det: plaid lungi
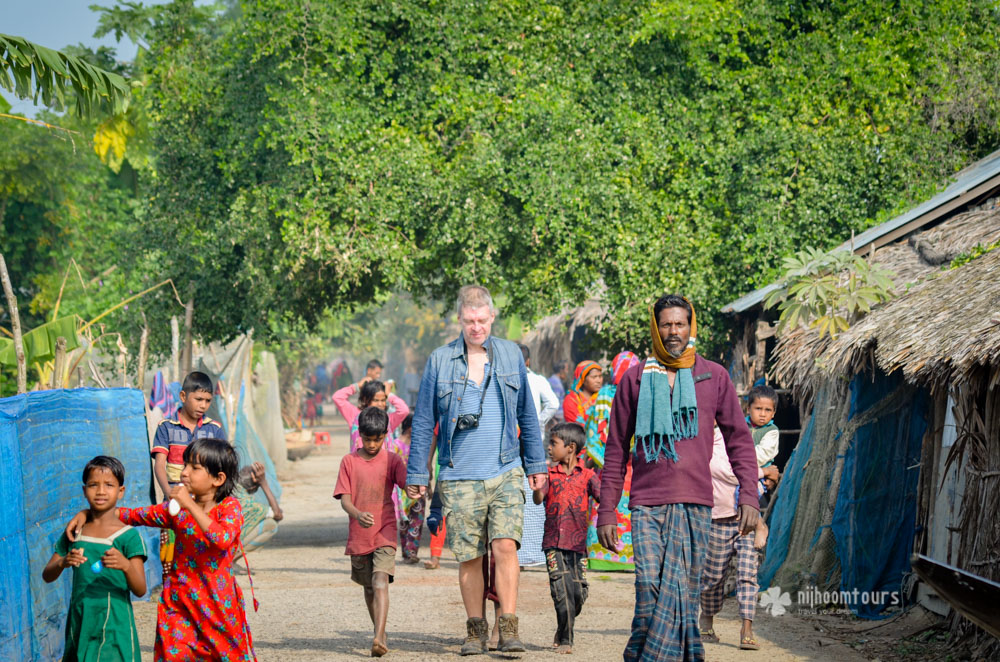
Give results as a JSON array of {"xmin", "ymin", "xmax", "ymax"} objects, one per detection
[
  {"xmin": 625, "ymin": 503, "xmax": 711, "ymax": 662},
  {"xmin": 518, "ymin": 475, "xmax": 546, "ymax": 566},
  {"xmin": 699, "ymin": 516, "xmax": 758, "ymax": 621}
]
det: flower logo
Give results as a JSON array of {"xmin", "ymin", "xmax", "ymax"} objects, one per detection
[{"xmin": 759, "ymin": 586, "xmax": 792, "ymax": 616}]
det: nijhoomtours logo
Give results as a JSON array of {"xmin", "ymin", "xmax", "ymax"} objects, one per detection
[{"xmin": 761, "ymin": 586, "xmax": 901, "ymax": 615}]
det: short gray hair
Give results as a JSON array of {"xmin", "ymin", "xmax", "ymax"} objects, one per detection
[{"xmin": 455, "ymin": 284, "xmax": 495, "ymax": 317}]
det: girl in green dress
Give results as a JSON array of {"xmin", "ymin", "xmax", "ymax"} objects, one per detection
[{"xmin": 43, "ymin": 456, "xmax": 148, "ymax": 662}]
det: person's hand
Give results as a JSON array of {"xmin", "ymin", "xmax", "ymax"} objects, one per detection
[
  {"xmin": 527, "ymin": 473, "xmax": 547, "ymax": 491},
  {"xmin": 762, "ymin": 466, "xmax": 779, "ymax": 482},
  {"xmin": 358, "ymin": 377, "xmax": 371, "ymax": 388},
  {"xmin": 61, "ymin": 548, "xmax": 86, "ymax": 569},
  {"xmin": 406, "ymin": 484, "xmax": 427, "ymax": 499},
  {"xmin": 356, "ymin": 511, "xmax": 375, "ymax": 528},
  {"xmin": 738, "ymin": 504, "xmax": 759, "ymax": 535},
  {"xmin": 272, "ymin": 507, "xmax": 284, "ymax": 522},
  {"xmin": 598, "ymin": 524, "xmax": 620, "ymax": 551},
  {"xmin": 250, "ymin": 462, "xmax": 266, "ymax": 484},
  {"xmin": 65, "ymin": 510, "xmax": 89, "ymax": 541},
  {"xmin": 101, "ymin": 546, "xmax": 129, "ymax": 571},
  {"xmin": 169, "ymin": 484, "xmax": 196, "ymax": 512}
]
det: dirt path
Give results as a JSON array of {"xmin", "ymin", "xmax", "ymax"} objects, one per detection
[{"xmin": 133, "ymin": 418, "xmax": 870, "ymax": 661}]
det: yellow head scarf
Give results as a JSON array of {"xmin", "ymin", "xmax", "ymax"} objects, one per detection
[{"xmin": 649, "ymin": 297, "xmax": 697, "ymax": 369}]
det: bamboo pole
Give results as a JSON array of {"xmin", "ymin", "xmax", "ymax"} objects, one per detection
[
  {"xmin": 171, "ymin": 316, "xmax": 180, "ymax": 383},
  {"xmin": 51, "ymin": 337, "xmax": 68, "ymax": 389},
  {"xmin": 0, "ymin": 253, "xmax": 26, "ymax": 394},
  {"xmin": 118, "ymin": 349, "xmax": 127, "ymax": 387},
  {"xmin": 137, "ymin": 324, "xmax": 149, "ymax": 393},
  {"xmin": 182, "ymin": 296, "xmax": 194, "ymax": 376}
]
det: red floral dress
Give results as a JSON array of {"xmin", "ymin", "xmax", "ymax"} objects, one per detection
[{"xmin": 119, "ymin": 497, "xmax": 256, "ymax": 661}]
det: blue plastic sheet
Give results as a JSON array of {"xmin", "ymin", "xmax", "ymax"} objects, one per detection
[
  {"xmin": 0, "ymin": 388, "xmax": 162, "ymax": 662},
  {"xmin": 831, "ymin": 372, "xmax": 927, "ymax": 618},
  {"xmin": 758, "ymin": 405, "xmax": 818, "ymax": 589}
]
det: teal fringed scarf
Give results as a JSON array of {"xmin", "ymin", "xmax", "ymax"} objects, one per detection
[{"xmin": 635, "ymin": 358, "xmax": 699, "ymax": 462}]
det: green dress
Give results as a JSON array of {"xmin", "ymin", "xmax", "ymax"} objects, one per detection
[{"xmin": 54, "ymin": 526, "xmax": 147, "ymax": 662}]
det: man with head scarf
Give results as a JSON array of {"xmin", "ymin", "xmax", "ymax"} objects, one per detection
[{"xmin": 597, "ymin": 294, "xmax": 759, "ymax": 662}]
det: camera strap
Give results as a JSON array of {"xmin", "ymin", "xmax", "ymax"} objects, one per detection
[{"xmin": 460, "ymin": 341, "xmax": 494, "ymax": 417}]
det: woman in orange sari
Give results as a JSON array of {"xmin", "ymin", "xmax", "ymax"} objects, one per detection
[{"xmin": 562, "ymin": 360, "xmax": 603, "ymax": 427}]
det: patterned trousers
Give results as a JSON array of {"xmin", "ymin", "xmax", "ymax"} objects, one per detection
[
  {"xmin": 400, "ymin": 496, "xmax": 425, "ymax": 559},
  {"xmin": 546, "ymin": 549, "xmax": 589, "ymax": 646},
  {"xmin": 625, "ymin": 504, "xmax": 711, "ymax": 662},
  {"xmin": 700, "ymin": 517, "xmax": 758, "ymax": 621}
]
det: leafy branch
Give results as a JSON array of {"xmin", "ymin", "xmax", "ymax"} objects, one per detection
[
  {"xmin": 763, "ymin": 247, "xmax": 896, "ymax": 339},
  {"xmin": 0, "ymin": 34, "xmax": 130, "ymax": 117}
]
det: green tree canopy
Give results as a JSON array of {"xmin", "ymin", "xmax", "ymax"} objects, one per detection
[{"xmin": 56, "ymin": 0, "xmax": 1000, "ymax": 356}]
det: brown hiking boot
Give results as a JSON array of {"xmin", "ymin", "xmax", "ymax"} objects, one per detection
[
  {"xmin": 460, "ymin": 617, "xmax": 488, "ymax": 656},
  {"xmin": 498, "ymin": 613, "xmax": 526, "ymax": 653}
]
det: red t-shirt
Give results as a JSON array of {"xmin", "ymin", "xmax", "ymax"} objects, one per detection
[
  {"xmin": 334, "ymin": 450, "xmax": 407, "ymax": 556},
  {"xmin": 542, "ymin": 463, "xmax": 601, "ymax": 553}
]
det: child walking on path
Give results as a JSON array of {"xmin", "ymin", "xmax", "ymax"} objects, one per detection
[
  {"xmin": 700, "ymin": 425, "xmax": 779, "ymax": 651},
  {"xmin": 44, "ymin": 456, "xmax": 148, "ymax": 662},
  {"xmin": 745, "ymin": 384, "xmax": 781, "ymax": 549},
  {"xmin": 334, "ymin": 406, "xmax": 408, "ymax": 657},
  {"xmin": 532, "ymin": 423, "xmax": 600, "ymax": 654},
  {"xmin": 150, "ymin": 371, "xmax": 227, "ymax": 576},
  {"xmin": 65, "ymin": 439, "xmax": 256, "ymax": 661},
  {"xmin": 332, "ymin": 378, "xmax": 410, "ymax": 453}
]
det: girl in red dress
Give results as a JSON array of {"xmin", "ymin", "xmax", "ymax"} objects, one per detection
[{"xmin": 67, "ymin": 438, "xmax": 256, "ymax": 661}]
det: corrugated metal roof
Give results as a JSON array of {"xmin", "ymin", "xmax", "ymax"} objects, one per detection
[{"xmin": 721, "ymin": 148, "xmax": 1000, "ymax": 314}]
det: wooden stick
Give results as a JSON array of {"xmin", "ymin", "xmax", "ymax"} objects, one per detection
[
  {"xmin": 182, "ymin": 295, "xmax": 194, "ymax": 376},
  {"xmin": 171, "ymin": 316, "xmax": 180, "ymax": 383},
  {"xmin": 0, "ymin": 253, "xmax": 27, "ymax": 394},
  {"xmin": 118, "ymin": 349, "xmax": 127, "ymax": 387},
  {"xmin": 51, "ymin": 337, "xmax": 68, "ymax": 389},
  {"xmin": 88, "ymin": 359, "xmax": 108, "ymax": 389},
  {"xmin": 137, "ymin": 323, "xmax": 149, "ymax": 393}
]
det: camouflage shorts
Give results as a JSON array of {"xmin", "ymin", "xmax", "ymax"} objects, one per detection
[{"xmin": 439, "ymin": 466, "xmax": 525, "ymax": 562}]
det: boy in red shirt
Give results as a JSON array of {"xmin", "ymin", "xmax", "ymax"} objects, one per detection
[
  {"xmin": 334, "ymin": 406, "xmax": 407, "ymax": 658},
  {"xmin": 532, "ymin": 422, "xmax": 601, "ymax": 654}
]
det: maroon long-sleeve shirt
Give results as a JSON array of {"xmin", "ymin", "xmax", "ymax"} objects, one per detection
[{"xmin": 596, "ymin": 355, "xmax": 760, "ymax": 527}]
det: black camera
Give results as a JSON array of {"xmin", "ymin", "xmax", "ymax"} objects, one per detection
[{"xmin": 455, "ymin": 413, "xmax": 480, "ymax": 432}]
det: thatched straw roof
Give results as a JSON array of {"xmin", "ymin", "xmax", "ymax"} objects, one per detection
[
  {"xmin": 772, "ymin": 203, "xmax": 1000, "ymax": 400},
  {"xmin": 521, "ymin": 299, "xmax": 606, "ymax": 375}
]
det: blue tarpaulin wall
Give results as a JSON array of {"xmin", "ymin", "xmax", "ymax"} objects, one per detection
[
  {"xmin": 831, "ymin": 372, "xmax": 927, "ymax": 618},
  {"xmin": 0, "ymin": 388, "xmax": 162, "ymax": 662},
  {"xmin": 760, "ymin": 370, "xmax": 928, "ymax": 618},
  {"xmin": 758, "ymin": 405, "xmax": 819, "ymax": 589}
]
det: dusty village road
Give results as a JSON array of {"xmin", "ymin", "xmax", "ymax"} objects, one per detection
[{"xmin": 133, "ymin": 418, "xmax": 871, "ymax": 661}]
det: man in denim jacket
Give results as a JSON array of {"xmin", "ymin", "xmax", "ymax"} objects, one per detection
[{"xmin": 407, "ymin": 284, "xmax": 547, "ymax": 655}]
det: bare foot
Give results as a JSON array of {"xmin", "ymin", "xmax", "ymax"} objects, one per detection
[
  {"xmin": 403, "ymin": 555, "xmax": 420, "ymax": 565},
  {"xmin": 371, "ymin": 639, "xmax": 388, "ymax": 657},
  {"xmin": 423, "ymin": 557, "xmax": 440, "ymax": 570},
  {"xmin": 556, "ymin": 644, "xmax": 573, "ymax": 654},
  {"xmin": 553, "ymin": 632, "xmax": 559, "ymax": 648},
  {"xmin": 488, "ymin": 624, "xmax": 499, "ymax": 651}
]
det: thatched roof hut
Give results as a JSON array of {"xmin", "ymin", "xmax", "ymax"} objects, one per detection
[
  {"xmin": 520, "ymin": 299, "xmax": 606, "ymax": 376},
  {"xmin": 771, "ymin": 202, "xmax": 1000, "ymax": 404},
  {"xmin": 723, "ymin": 150, "xmax": 1000, "ymax": 653}
]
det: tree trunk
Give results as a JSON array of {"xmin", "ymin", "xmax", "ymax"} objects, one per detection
[
  {"xmin": 0, "ymin": 253, "xmax": 27, "ymax": 394},
  {"xmin": 51, "ymin": 336, "xmax": 67, "ymax": 389}
]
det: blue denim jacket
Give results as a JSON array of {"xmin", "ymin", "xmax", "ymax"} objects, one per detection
[{"xmin": 406, "ymin": 334, "xmax": 545, "ymax": 485}]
